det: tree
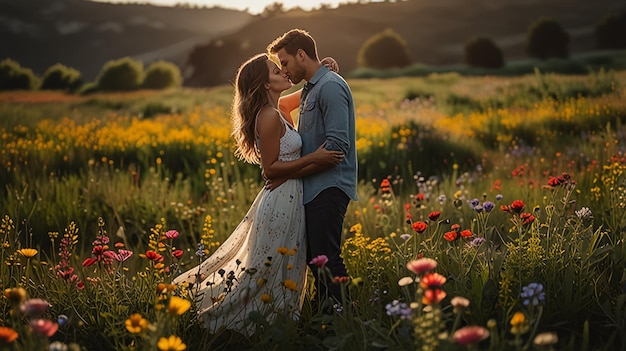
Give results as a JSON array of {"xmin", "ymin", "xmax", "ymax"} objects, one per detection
[
  {"xmin": 96, "ymin": 57, "xmax": 143, "ymax": 91},
  {"xmin": 357, "ymin": 28, "xmax": 412, "ymax": 69},
  {"xmin": 595, "ymin": 12, "xmax": 626, "ymax": 50},
  {"xmin": 463, "ymin": 37, "xmax": 504, "ymax": 68},
  {"xmin": 525, "ymin": 17, "xmax": 570, "ymax": 60},
  {"xmin": 142, "ymin": 61, "xmax": 182, "ymax": 90},
  {"xmin": 0, "ymin": 58, "xmax": 39, "ymax": 90},
  {"xmin": 41, "ymin": 63, "xmax": 83, "ymax": 92}
]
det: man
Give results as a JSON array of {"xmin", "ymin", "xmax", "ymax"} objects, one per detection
[{"xmin": 268, "ymin": 29, "xmax": 358, "ymax": 304}]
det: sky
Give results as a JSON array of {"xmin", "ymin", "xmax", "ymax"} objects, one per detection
[{"xmin": 93, "ymin": 0, "xmax": 362, "ymax": 14}]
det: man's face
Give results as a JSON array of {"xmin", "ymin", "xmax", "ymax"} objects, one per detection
[{"xmin": 276, "ymin": 48, "xmax": 306, "ymax": 84}]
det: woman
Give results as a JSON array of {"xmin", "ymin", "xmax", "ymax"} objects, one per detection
[{"xmin": 172, "ymin": 54, "xmax": 343, "ymax": 335}]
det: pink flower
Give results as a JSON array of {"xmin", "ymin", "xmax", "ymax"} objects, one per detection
[
  {"xmin": 452, "ymin": 325, "xmax": 490, "ymax": 346},
  {"xmin": 406, "ymin": 258, "xmax": 437, "ymax": 275},
  {"xmin": 114, "ymin": 249, "xmax": 133, "ymax": 262},
  {"xmin": 81, "ymin": 257, "xmax": 97, "ymax": 267},
  {"xmin": 20, "ymin": 298, "xmax": 50, "ymax": 317},
  {"xmin": 165, "ymin": 230, "xmax": 179, "ymax": 239},
  {"xmin": 29, "ymin": 319, "xmax": 59, "ymax": 337},
  {"xmin": 309, "ymin": 255, "xmax": 329, "ymax": 268}
]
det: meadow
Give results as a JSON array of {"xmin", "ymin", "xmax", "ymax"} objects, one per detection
[{"xmin": 1, "ymin": 68, "xmax": 626, "ymax": 350}]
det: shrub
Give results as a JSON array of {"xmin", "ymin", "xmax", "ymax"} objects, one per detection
[
  {"xmin": 463, "ymin": 36, "xmax": 505, "ymax": 68},
  {"xmin": 357, "ymin": 28, "xmax": 412, "ymax": 69},
  {"xmin": 0, "ymin": 58, "xmax": 39, "ymax": 90},
  {"xmin": 525, "ymin": 17, "xmax": 570, "ymax": 60},
  {"xmin": 142, "ymin": 60, "xmax": 182, "ymax": 90},
  {"xmin": 96, "ymin": 57, "xmax": 143, "ymax": 91},
  {"xmin": 40, "ymin": 63, "xmax": 83, "ymax": 92},
  {"xmin": 595, "ymin": 12, "xmax": 626, "ymax": 50}
]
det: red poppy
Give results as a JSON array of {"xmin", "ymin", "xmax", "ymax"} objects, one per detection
[
  {"xmin": 415, "ymin": 193, "xmax": 425, "ymax": 201},
  {"xmin": 380, "ymin": 179, "xmax": 391, "ymax": 192},
  {"xmin": 451, "ymin": 223, "xmax": 461, "ymax": 231},
  {"xmin": 145, "ymin": 250, "xmax": 164, "ymax": 262},
  {"xmin": 444, "ymin": 231, "xmax": 458, "ymax": 241},
  {"xmin": 172, "ymin": 249, "xmax": 184, "ymax": 259},
  {"xmin": 428, "ymin": 211, "xmax": 441, "ymax": 221},
  {"xmin": 333, "ymin": 276, "xmax": 350, "ymax": 284},
  {"xmin": 411, "ymin": 221, "xmax": 428, "ymax": 233},
  {"xmin": 460, "ymin": 229, "xmax": 473, "ymax": 238},
  {"xmin": 510, "ymin": 200, "xmax": 525, "ymax": 213},
  {"xmin": 520, "ymin": 213, "xmax": 535, "ymax": 224}
]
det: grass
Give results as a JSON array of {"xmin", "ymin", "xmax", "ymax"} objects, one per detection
[{"xmin": 1, "ymin": 68, "xmax": 626, "ymax": 350}]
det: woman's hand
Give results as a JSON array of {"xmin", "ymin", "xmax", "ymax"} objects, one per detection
[
  {"xmin": 310, "ymin": 143, "xmax": 344, "ymax": 166},
  {"xmin": 321, "ymin": 57, "xmax": 339, "ymax": 73}
]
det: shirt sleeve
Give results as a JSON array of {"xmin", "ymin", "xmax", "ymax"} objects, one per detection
[{"xmin": 318, "ymin": 81, "xmax": 350, "ymax": 154}]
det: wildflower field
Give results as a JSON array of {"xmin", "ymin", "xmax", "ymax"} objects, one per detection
[{"xmin": 1, "ymin": 68, "xmax": 626, "ymax": 351}]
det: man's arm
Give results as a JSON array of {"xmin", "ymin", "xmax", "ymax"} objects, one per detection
[{"xmin": 319, "ymin": 81, "xmax": 351, "ymax": 155}]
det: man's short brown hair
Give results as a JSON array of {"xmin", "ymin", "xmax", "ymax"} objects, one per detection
[{"xmin": 268, "ymin": 29, "xmax": 318, "ymax": 61}]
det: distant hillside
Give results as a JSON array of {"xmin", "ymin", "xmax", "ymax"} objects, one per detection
[
  {"xmin": 1, "ymin": 0, "xmax": 624, "ymax": 86},
  {"xmin": 0, "ymin": 0, "xmax": 254, "ymax": 80}
]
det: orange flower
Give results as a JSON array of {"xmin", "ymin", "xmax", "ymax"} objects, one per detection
[
  {"xmin": 420, "ymin": 273, "xmax": 447, "ymax": 289},
  {"xmin": 422, "ymin": 288, "xmax": 446, "ymax": 305},
  {"xmin": 0, "ymin": 326, "xmax": 18, "ymax": 344},
  {"xmin": 443, "ymin": 231, "xmax": 458, "ymax": 241},
  {"xmin": 460, "ymin": 229, "xmax": 473, "ymax": 238}
]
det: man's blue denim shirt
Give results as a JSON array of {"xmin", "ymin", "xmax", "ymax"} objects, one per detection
[{"xmin": 298, "ymin": 65, "xmax": 358, "ymax": 204}]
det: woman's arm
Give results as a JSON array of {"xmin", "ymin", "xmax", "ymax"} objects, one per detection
[
  {"xmin": 256, "ymin": 107, "xmax": 343, "ymax": 181},
  {"xmin": 278, "ymin": 90, "xmax": 301, "ymax": 126}
]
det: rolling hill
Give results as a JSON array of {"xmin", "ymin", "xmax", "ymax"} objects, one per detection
[{"xmin": 1, "ymin": 0, "xmax": 624, "ymax": 86}]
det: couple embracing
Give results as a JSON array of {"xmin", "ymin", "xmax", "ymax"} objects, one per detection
[{"xmin": 173, "ymin": 29, "xmax": 358, "ymax": 335}]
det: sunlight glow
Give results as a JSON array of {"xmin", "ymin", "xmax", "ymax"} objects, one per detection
[{"xmin": 91, "ymin": 0, "xmax": 362, "ymax": 14}]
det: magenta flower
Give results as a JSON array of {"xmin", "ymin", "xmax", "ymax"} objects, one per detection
[
  {"xmin": 114, "ymin": 249, "xmax": 133, "ymax": 262},
  {"xmin": 309, "ymin": 255, "xmax": 329, "ymax": 268},
  {"xmin": 453, "ymin": 325, "xmax": 490, "ymax": 346},
  {"xmin": 165, "ymin": 230, "xmax": 180, "ymax": 239}
]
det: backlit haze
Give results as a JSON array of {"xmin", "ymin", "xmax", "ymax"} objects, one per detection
[{"xmin": 91, "ymin": 0, "xmax": 365, "ymax": 14}]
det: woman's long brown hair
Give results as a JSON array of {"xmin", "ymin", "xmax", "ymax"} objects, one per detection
[{"xmin": 231, "ymin": 53, "xmax": 270, "ymax": 164}]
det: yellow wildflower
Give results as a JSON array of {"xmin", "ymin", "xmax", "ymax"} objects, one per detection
[
  {"xmin": 17, "ymin": 248, "xmax": 38, "ymax": 258},
  {"xmin": 260, "ymin": 294, "xmax": 272, "ymax": 303},
  {"xmin": 168, "ymin": 296, "xmax": 191, "ymax": 315},
  {"xmin": 276, "ymin": 247, "xmax": 289, "ymax": 255},
  {"xmin": 510, "ymin": 311, "xmax": 529, "ymax": 335},
  {"xmin": 157, "ymin": 335, "xmax": 186, "ymax": 351},
  {"xmin": 125, "ymin": 313, "xmax": 149, "ymax": 334},
  {"xmin": 283, "ymin": 279, "xmax": 298, "ymax": 292}
]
